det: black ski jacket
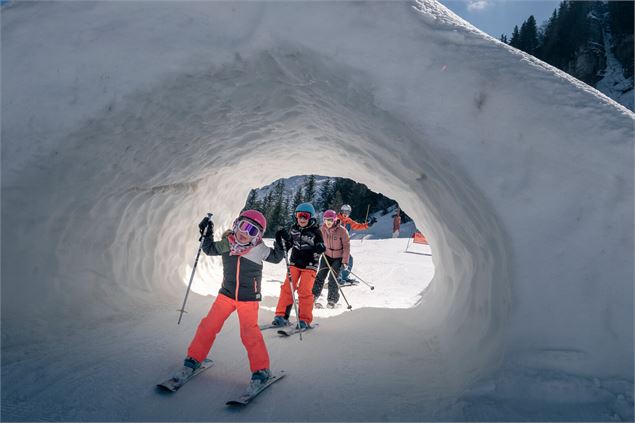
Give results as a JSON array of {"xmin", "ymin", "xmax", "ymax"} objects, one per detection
[
  {"xmin": 202, "ymin": 234, "xmax": 285, "ymax": 301},
  {"xmin": 286, "ymin": 218, "xmax": 326, "ymax": 270}
]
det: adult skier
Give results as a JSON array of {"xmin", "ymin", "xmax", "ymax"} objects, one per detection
[
  {"xmin": 336, "ymin": 204, "xmax": 375, "ymax": 283},
  {"xmin": 392, "ymin": 207, "xmax": 402, "ymax": 238},
  {"xmin": 312, "ymin": 209, "xmax": 350, "ymax": 308},
  {"xmin": 272, "ymin": 203, "xmax": 325, "ymax": 329},
  {"xmin": 177, "ymin": 210, "xmax": 285, "ymax": 392}
]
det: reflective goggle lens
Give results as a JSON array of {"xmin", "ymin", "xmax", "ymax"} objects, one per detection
[
  {"xmin": 324, "ymin": 218, "xmax": 334, "ymax": 223},
  {"xmin": 237, "ymin": 220, "xmax": 260, "ymax": 237},
  {"xmin": 296, "ymin": 212, "xmax": 311, "ymax": 220}
]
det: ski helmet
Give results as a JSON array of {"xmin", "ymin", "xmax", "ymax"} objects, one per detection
[
  {"xmin": 295, "ymin": 202, "xmax": 316, "ymax": 217},
  {"xmin": 340, "ymin": 204, "xmax": 352, "ymax": 213},
  {"xmin": 323, "ymin": 210, "xmax": 337, "ymax": 220},
  {"xmin": 238, "ymin": 209, "xmax": 267, "ymax": 233}
]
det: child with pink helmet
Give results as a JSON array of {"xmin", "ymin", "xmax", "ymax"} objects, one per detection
[
  {"xmin": 312, "ymin": 209, "xmax": 351, "ymax": 308},
  {"xmin": 177, "ymin": 210, "xmax": 285, "ymax": 391}
]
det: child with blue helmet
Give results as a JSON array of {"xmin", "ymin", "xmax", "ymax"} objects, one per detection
[{"xmin": 273, "ymin": 203, "xmax": 325, "ymax": 329}]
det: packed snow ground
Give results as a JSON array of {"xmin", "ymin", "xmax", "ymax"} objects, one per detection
[{"xmin": 2, "ymin": 1, "xmax": 633, "ymax": 421}]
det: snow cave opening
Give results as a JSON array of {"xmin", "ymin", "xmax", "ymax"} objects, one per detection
[
  {"xmin": 3, "ymin": 48, "xmax": 511, "ymax": 381},
  {"xmin": 184, "ymin": 175, "xmax": 435, "ymax": 317}
]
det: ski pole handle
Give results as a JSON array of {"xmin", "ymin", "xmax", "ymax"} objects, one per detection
[{"xmin": 178, "ymin": 213, "xmax": 213, "ymax": 324}]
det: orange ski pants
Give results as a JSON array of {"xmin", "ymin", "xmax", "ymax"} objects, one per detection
[
  {"xmin": 187, "ymin": 293, "xmax": 269, "ymax": 372},
  {"xmin": 275, "ymin": 266, "xmax": 316, "ymax": 324}
]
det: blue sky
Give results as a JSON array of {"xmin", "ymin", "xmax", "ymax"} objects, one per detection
[{"xmin": 439, "ymin": 0, "xmax": 561, "ymax": 39}]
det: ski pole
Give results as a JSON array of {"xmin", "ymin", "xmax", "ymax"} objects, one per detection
[
  {"xmin": 348, "ymin": 269, "xmax": 375, "ymax": 291},
  {"xmin": 282, "ymin": 243, "xmax": 303, "ymax": 340},
  {"xmin": 321, "ymin": 253, "xmax": 353, "ymax": 310},
  {"xmin": 178, "ymin": 212, "xmax": 213, "ymax": 324}
]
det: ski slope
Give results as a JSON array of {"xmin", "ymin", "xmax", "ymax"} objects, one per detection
[
  {"xmin": 189, "ymin": 238, "xmax": 433, "ymax": 316},
  {"xmin": 2, "ymin": 1, "xmax": 633, "ymax": 421}
]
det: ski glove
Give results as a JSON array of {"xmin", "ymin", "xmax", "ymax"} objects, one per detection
[
  {"xmin": 342, "ymin": 264, "xmax": 349, "ymax": 271},
  {"xmin": 275, "ymin": 229, "xmax": 292, "ymax": 247},
  {"xmin": 198, "ymin": 216, "xmax": 214, "ymax": 238}
]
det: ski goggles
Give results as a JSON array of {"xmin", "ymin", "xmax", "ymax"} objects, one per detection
[
  {"xmin": 323, "ymin": 217, "xmax": 335, "ymax": 223},
  {"xmin": 236, "ymin": 220, "xmax": 261, "ymax": 237},
  {"xmin": 296, "ymin": 212, "xmax": 311, "ymax": 221}
]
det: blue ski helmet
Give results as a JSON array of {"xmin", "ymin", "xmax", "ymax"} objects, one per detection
[{"xmin": 295, "ymin": 202, "xmax": 316, "ymax": 217}]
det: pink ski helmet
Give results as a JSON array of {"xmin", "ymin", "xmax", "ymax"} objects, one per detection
[
  {"xmin": 238, "ymin": 209, "xmax": 267, "ymax": 233},
  {"xmin": 323, "ymin": 210, "xmax": 337, "ymax": 220}
]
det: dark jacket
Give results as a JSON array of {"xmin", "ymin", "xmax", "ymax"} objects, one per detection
[
  {"xmin": 202, "ymin": 234, "xmax": 284, "ymax": 301},
  {"xmin": 287, "ymin": 218, "xmax": 325, "ymax": 270}
]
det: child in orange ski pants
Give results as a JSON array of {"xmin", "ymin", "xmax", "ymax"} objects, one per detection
[
  {"xmin": 275, "ymin": 266, "xmax": 317, "ymax": 324},
  {"xmin": 188, "ymin": 294, "xmax": 268, "ymax": 372}
]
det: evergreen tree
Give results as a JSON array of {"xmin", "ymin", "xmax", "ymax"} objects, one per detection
[
  {"xmin": 521, "ymin": 16, "xmax": 539, "ymax": 55},
  {"xmin": 519, "ymin": 21, "xmax": 528, "ymax": 50},
  {"xmin": 317, "ymin": 178, "xmax": 335, "ymax": 211},
  {"xmin": 281, "ymin": 196, "xmax": 291, "ymax": 229},
  {"xmin": 608, "ymin": 1, "xmax": 634, "ymax": 78},
  {"xmin": 302, "ymin": 175, "xmax": 317, "ymax": 204},
  {"xmin": 260, "ymin": 190, "xmax": 274, "ymax": 225},
  {"xmin": 290, "ymin": 187, "xmax": 304, "ymax": 214},
  {"xmin": 266, "ymin": 180, "xmax": 287, "ymax": 236},
  {"xmin": 539, "ymin": 8, "xmax": 559, "ymax": 63},
  {"xmin": 509, "ymin": 25, "xmax": 520, "ymax": 48},
  {"xmin": 330, "ymin": 190, "xmax": 344, "ymax": 211},
  {"xmin": 244, "ymin": 189, "xmax": 260, "ymax": 211},
  {"xmin": 608, "ymin": 1, "xmax": 634, "ymax": 38},
  {"xmin": 500, "ymin": 34, "xmax": 508, "ymax": 44}
]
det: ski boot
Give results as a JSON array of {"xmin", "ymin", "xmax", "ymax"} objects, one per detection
[
  {"xmin": 173, "ymin": 357, "xmax": 201, "ymax": 382},
  {"xmin": 248, "ymin": 368, "xmax": 272, "ymax": 395},
  {"xmin": 271, "ymin": 316, "xmax": 289, "ymax": 327}
]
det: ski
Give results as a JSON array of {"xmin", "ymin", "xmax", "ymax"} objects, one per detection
[
  {"xmin": 277, "ymin": 323, "xmax": 319, "ymax": 337},
  {"xmin": 226, "ymin": 371, "xmax": 286, "ymax": 406},
  {"xmin": 315, "ymin": 302, "xmax": 340, "ymax": 309},
  {"xmin": 156, "ymin": 358, "xmax": 214, "ymax": 392},
  {"xmin": 259, "ymin": 322, "xmax": 293, "ymax": 330}
]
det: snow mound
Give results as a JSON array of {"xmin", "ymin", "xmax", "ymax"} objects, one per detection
[{"xmin": 2, "ymin": 1, "xmax": 632, "ymax": 420}]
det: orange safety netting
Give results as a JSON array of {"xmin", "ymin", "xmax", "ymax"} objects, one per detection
[{"xmin": 412, "ymin": 231, "xmax": 428, "ymax": 245}]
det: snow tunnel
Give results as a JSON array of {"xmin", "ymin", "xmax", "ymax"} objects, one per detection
[
  {"xmin": 2, "ymin": 1, "xmax": 633, "ymax": 420},
  {"xmin": 3, "ymin": 45, "xmax": 510, "ymax": 366}
]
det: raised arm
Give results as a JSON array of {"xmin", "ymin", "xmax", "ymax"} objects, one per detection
[{"xmin": 264, "ymin": 238, "xmax": 286, "ymax": 264}]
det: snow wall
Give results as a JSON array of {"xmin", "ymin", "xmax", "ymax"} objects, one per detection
[{"xmin": 2, "ymin": 0, "xmax": 633, "ymax": 393}]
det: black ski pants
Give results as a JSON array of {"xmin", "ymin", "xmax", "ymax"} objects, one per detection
[{"xmin": 312, "ymin": 255, "xmax": 342, "ymax": 304}]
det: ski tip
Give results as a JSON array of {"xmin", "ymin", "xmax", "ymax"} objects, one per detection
[
  {"xmin": 156, "ymin": 383, "xmax": 177, "ymax": 393},
  {"xmin": 226, "ymin": 400, "xmax": 247, "ymax": 406}
]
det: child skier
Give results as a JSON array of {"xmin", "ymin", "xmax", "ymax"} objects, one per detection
[
  {"xmin": 312, "ymin": 210, "xmax": 350, "ymax": 308},
  {"xmin": 178, "ymin": 210, "xmax": 284, "ymax": 392},
  {"xmin": 272, "ymin": 203, "xmax": 325, "ymax": 329}
]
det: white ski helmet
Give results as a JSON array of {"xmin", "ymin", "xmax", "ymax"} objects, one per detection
[{"xmin": 340, "ymin": 204, "xmax": 352, "ymax": 214}]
